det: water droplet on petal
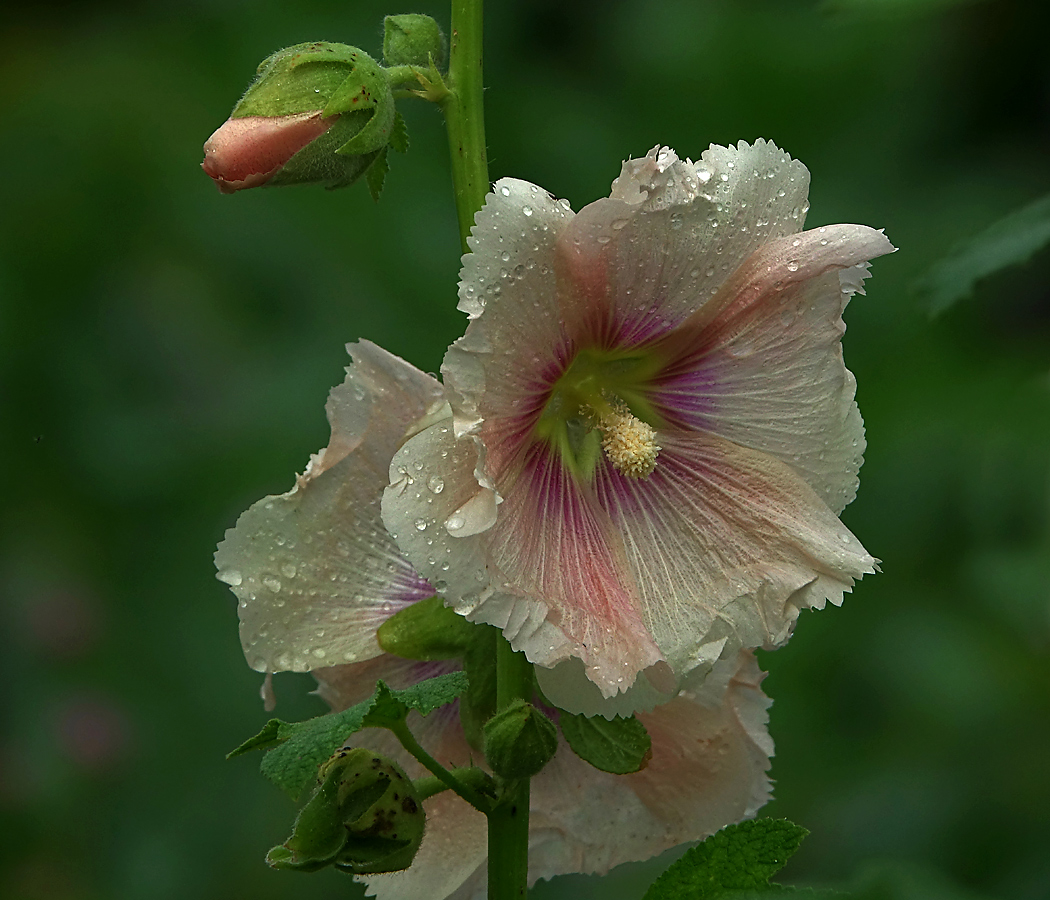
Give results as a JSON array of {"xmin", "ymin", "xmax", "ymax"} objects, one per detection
[
  {"xmin": 522, "ymin": 205, "xmax": 533, "ymax": 216},
  {"xmin": 262, "ymin": 576, "xmax": 282, "ymax": 593},
  {"xmin": 428, "ymin": 475, "xmax": 445, "ymax": 493},
  {"xmin": 414, "ymin": 518, "xmax": 428, "ymax": 532}
]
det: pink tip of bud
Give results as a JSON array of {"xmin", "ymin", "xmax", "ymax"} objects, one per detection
[{"xmin": 201, "ymin": 111, "xmax": 334, "ymax": 194}]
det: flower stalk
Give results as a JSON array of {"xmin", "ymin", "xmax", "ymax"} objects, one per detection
[{"xmin": 442, "ymin": 0, "xmax": 489, "ymax": 252}]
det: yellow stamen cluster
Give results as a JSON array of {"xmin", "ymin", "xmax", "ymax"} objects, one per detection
[{"xmin": 597, "ymin": 406, "xmax": 661, "ymax": 478}]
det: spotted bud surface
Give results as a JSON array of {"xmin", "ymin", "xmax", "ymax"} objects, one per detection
[{"xmin": 267, "ymin": 747, "xmax": 425, "ymax": 875}]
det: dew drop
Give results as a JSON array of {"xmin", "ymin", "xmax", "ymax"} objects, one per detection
[
  {"xmin": 428, "ymin": 475, "xmax": 445, "ymax": 494},
  {"xmin": 262, "ymin": 576, "xmax": 282, "ymax": 593},
  {"xmin": 522, "ymin": 205, "xmax": 533, "ymax": 216},
  {"xmin": 446, "ymin": 513, "xmax": 465, "ymax": 532},
  {"xmin": 280, "ymin": 563, "xmax": 297, "ymax": 579}
]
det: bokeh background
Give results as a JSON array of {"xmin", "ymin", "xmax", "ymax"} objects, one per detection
[{"xmin": 2, "ymin": 0, "xmax": 1048, "ymax": 898}]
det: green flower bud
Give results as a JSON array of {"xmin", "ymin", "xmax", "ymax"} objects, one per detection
[
  {"xmin": 202, "ymin": 42, "xmax": 399, "ymax": 194},
  {"xmin": 483, "ymin": 700, "xmax": 558, "ymax": 780},
  {"xmin": 383, "ymin": 15, "xmax": 446, "ymax": 68},
  {"xmin": 267, "ymin": 748, "xmax": 425, "ymax": 875},
  {"xmin": 377, "ymin": 595, "xmax": 479, "ymax": 661}
]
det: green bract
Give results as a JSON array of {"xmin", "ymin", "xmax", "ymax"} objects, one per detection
[
  {"xmin": 231, "ymin": 42, "xmax": 402, "ymax": 195},
  {"xmin": 377, "ymin": 594, "xmax": 479, "ymax": 660}
]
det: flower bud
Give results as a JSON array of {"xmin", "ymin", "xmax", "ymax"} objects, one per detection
[
  {"xmin": 383, "ymin": 15, "xmax": 446, "ymax": 68},
  {"xmin": 483, "ymin": 700, "xmax": 558, "ymax": 780},
  {"xmin": 267, "ymin": 747, "xmax": 425, "ymax": 875},
  {"xmin": 376, "ymin": 594, "xmax": 478, "ymax": 661},
  {"xmin": 202, "ymin": 42, "xmax": 398, "ymax": 194}
]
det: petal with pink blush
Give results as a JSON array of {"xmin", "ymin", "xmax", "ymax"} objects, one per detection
[
  {"xmin": 201, "ymin": 112, "xmax": 334, "ymax": 193},
  {"xmin": 650, "ymin": 224, "xmax": 895, "ymax": 512},
  {"xmin": 215, "ymin": 341, "xmax": 443, "ymax": 674},
  {"xmin": 595, "ymin": 429, "xmax": 876, "ymax": 673}
]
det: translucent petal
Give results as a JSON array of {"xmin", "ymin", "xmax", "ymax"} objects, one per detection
[
  {"xmin": 649, "ymin": 224, "xmax": 895, "ymax": 512},
  {"xmin": 215, "ymin": 341, "xmax": 443, "ymax": 673},
  {"xmin": 595, "ymin": 430, "xmax": 877, "ymax": 673},
  {"xmin": 560, "ymin": 140, "xmax": 812, "ymax": 343},
  {"xmin": 381, "ymin": 413, "xmax": 576, "ymax": 672}
]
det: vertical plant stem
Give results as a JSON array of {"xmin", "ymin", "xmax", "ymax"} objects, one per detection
[
  {"xmin": 442, "ymin": 3, "xmax": 531, "ymax": 895},
  {"xmin": 443, "ymin": 0, "xmax": 489, "ymax": 252},
  {"xmin": 488, "ymin": 636, "xmax": 533, "ymax": 900}
]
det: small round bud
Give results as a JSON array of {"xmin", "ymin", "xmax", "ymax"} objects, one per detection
[
  {"xmin": 483, "ymin": 700, "xmax": 558, "ymax": 780},
  {"xmin": 377, "ymin": 594, "xmax": 478, "ymax": 660},
  {"xmin": 383, "ymin": 15, "xmax": 446, "ymax": 68}
]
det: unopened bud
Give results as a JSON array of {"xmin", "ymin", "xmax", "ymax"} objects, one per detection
[
  {"xmin": 383, "ymin": 15, "xmax": 446, "ymax": 68},
  {"xmin": 267, "ymin": 747, "xmax": 425, "ymax": 875},
  {"xmin": 202, "ymin": 42, "xmax": 397, "ymax": 194},
  {"xmin": 483, "ymin": 700, "xmax": 557, "ymax": 780},
  {"xmin": 377, "ymin": 595, "xmax": 478, "ymax": 661}
]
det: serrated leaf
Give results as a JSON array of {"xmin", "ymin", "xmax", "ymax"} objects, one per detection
[
  {"xmin": 643, "ymin": 819, "xmax": 809, "ymax": 900},
  {"xmin": 227, "ymin": 718, "xmax": 284, "ymax": 759},
  {"xmin": 560, "ymin": 711, "xmax": 652, "ymax": 774},
  {"xmin": 915, "ymin": 192, "xmax": 1050, "ymax": 315},
  {"xmin": 722, "ymin": 888, "xmax": 850, "ymax": 899},
  {"xmin": 389, "ymin": 111, "xmax": 409, "ymax": 153},
  {"xmin": 230, "ymin": 671, "xmax": 469, "ymax": 798},
  {"xmin": 366, "ymin": 148, "xmax": 389, "ymax": 202}
]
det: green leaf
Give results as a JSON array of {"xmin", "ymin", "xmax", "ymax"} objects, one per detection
[
  {"xmin": 226, "ymin": 718, "xmax": 283, "ymax": 759},
  {"xmin": 389, "ymin": 111, "xmax": 409, "ymax": 154},
  {"xmin": 366, "ymin": 148, "xmax": 389, "ymax": 202},
  {"xmin": 560, "ymin": 711, "xmax": 652, "ymax": 774},
  {"xmin": 915, "ymin": 192, "xmax": 1050, "ymax": 315},
  {"xmin": 229, "ymin": 671, "xmax": 469, "ymax": 798},
  {"xmin": 642, "ymin": 819, "xmax": 809, "ymax": 900}
]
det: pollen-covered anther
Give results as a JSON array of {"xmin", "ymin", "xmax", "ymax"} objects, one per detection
[{"xmin": 598, "ymin": 407, "xmax": 661, "ymax": 478}]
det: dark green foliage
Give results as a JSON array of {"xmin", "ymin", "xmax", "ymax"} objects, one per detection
[
  {"xmin": 559, "ymin": 711, "xmax": 652, "ymax": 775},
  {"xmin": 229, "ymin": 673, "xmax": 468, "ymax": 798},
  {"xmin": 643, "ymin": 819, "xmax": 809, "ymax": 900}
]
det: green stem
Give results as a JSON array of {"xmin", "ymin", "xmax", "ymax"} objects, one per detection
[
  {"xmin": 413, "ymin": 766, "xmax": 497, "ymax": 803},
  {"xmin": 388, "ymin": 720, "xmax": 492, "ymax": 812},
  {"xmin": 488, "ymin": 636, "xmax": 533, "ymax": 900},
  {"xmin": 442, "ymin": 0, "xmax": 490, "ymax": 252}
]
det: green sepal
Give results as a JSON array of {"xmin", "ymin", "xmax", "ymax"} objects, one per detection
[
  {"xmin": 389, "ymin": 111, "xmax": 409, "ymax": 153},
  {"xmin": 642, "ymin": 819, "xmax": 810, "ymax": 900},
  {"xmin": 229, "ymin": 671, "xmax": 469, "ymax": 798},
  {"xmin": 483, "ymin": 699, "xmax": 558, "ymax": 780},
  {"xmin": 366, "ymin": 148, "xmax": 389, "ymax": 202},
  {"xmin": 459, "ymin": 624, "xmax": 499, "ymax": 752},
  {"xmin": 233, "ymin": 42, "xmax": 372, "ymax": 118},
  {"xmin": 560, "ymin": 711, "xmax": 652, "ymax": 775},
  {"xmin": 377, "ymin": 594, "xmax": 480, "ymax": 661},
  {"xmin": 383, "ymin": 14, "xmax": 446, "ymax": 68},
  {"xmin": 267, "ymin": 747, "xmax": 425, "ymax": 875},
  {"xmin": 266, "ymin": 110, "xmax": 379, "ymax": 191}
]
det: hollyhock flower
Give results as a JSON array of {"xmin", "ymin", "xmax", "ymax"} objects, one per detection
[
  {"xmin": 215, "ymin": 341, "xmax": 773, "ymax": 899},
  {"xmin": 382, "ymin": 141, "xmax": 894, "ymax": 711}
]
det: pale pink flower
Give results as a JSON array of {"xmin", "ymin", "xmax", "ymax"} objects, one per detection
[
  {"xmin": 215, "ymin": 344, "xmax": 773, "ymax": 899},
  {"xmin": 320, "ymin": 650, "xmax": 772, "ymax": 900},
  {"xmin": 382, "ymin": 141, "xmax": 894, "ymax": 711}
]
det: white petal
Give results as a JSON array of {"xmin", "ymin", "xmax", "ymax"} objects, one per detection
[
  {"xmin": 381, "ymin": 414, "xmax": 575, "ymax": 670},
  {"xmin": 562, "ymin": 140, "xmax": 812, "ymax": 339},
  {"xmin": 651, "ymin": 224, "xmax": 895, "ymax": 512},
  {"xmin": 595, "ymin": 430, "xmax": 877, "ymax": 673},
  {"xmin": 215, "ymin": 341, "xmax": 443, "ymax": 673}
]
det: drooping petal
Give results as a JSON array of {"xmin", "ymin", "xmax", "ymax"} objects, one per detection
[
  {"xmin": 215, "ymin": 341, "xmax": 443, "ymax": 673},
  {"xmin": 649, "ymin": 224, "xmax": 895, "ymax": 512},
  {"xmin": 315, "ymin": 650, "xmax": 772, "ymax": 900},
  {"xmin": 594, "ymin": 429, "xmax": 877, "ymax": 673}
]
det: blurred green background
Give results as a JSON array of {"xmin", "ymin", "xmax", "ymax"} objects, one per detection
[{"xmin": 2, "ymin": 0, "xmax": 1048, "ymax": 898}]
